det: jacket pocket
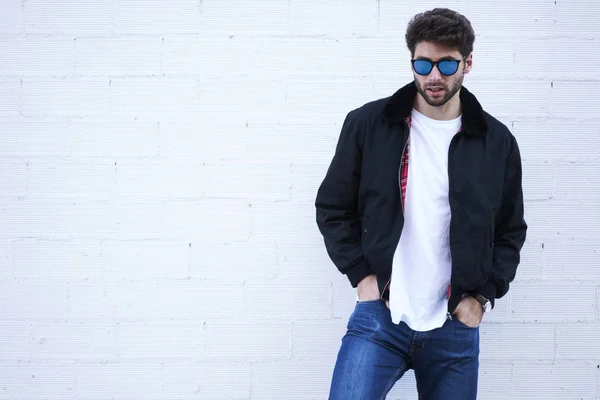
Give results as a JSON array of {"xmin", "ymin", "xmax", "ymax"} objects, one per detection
[
  {"xmin": 485, "ymin": 210, "xmax": 495, "ymax": 272},
  {"xmin": 362, "ymin": 215, "xmax": 370, "ymax": 263}
]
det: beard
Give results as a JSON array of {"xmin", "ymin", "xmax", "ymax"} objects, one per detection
[{"xmin": 415, "ymin": 73, "xmax": 464, "ymax": 107}]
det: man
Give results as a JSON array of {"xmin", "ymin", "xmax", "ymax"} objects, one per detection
[{"xmin": 315, "ymin": 8, "xmax": 527, "ymax": 400}]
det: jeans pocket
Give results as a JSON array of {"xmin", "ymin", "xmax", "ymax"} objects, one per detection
[
  {"xmin": 453, "ymin": 316, "xmax": 479, "ymax": 329},
  {"xmin": 357, "ymin": 299, "xmax": 382, "ymax": 304}
]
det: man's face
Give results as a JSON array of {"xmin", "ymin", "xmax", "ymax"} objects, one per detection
[{"xmin": 412, "ymin": 41, "xmax": 472, "ymax": 107}]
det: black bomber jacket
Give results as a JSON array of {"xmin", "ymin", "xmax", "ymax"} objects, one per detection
[{"xmin": 315, "ymin": 81, "xmax": 527, "ymax": 315}]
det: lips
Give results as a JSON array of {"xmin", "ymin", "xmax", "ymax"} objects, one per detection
[{"xmin": 427, "ymin": 87, "xmax": 444, "ymax": 96}]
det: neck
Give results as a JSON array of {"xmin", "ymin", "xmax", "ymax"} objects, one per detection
[{"xmin": 413, "ymin": 88, "xmax": 462, "ymax": 120}]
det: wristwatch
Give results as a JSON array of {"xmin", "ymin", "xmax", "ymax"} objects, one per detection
[{"xmin": 473, "ymin": 293, "xmax": 492, "ymax": 313}]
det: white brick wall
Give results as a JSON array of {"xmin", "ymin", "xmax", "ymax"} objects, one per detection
[{"xmin": 0, "ymin": 0, "xmax": 598, "ymax": 398}]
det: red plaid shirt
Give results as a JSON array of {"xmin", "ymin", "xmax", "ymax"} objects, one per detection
[{"xmin": 400, "ymin": 117, "xmax": 411, "ymax": 211}]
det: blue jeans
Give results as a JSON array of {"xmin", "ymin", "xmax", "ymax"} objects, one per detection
[{"xmin": 329, "ymin": 299, "xmax": 479, "ymax": 400}]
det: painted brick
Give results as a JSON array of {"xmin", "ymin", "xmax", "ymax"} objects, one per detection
[
  {"xmin": 468, "ymin": 37, "xmax": 515, "ymax": 80},
  {"xmin": 466, "ymin": 80, "xmax": 552, "ymax": 117},
  {"xmin": 242, "ymin": 278, "xmax": 331, "ymax": 320},
  {"xmin": 525, "ymin": 202, "xmax": 600, "ymax": 239},
  {"xmin": 22, "ymin": 78, "xmax": 110, "ymax": 117},
  {"xmin": 544, "ymin": 239, "xmax": 600, "ymax": 280},
  {"xmin": 0, "ymin": 202, "xmax": 74, "ymax": 238},
  {"xmin": 0, "ymin": 80, "xmax": 21, "ymax": 115},
  {"xmin": 0, "ymin": 162, "xmax": 27, "ymax": 199},
  {"xmin": 289, "ymin": 0, "xmax": 377, "ymax": 36},
  {"xmin": 201, "ymin": 0, "xmax": 288, "ymax": 35},
  {"xmin": 251, "ymin": 362, "xmax": 332, "ymax": 398},
  {"xmin": 117, "ymin": 321, "xmax": 203, "ymax": 361},
  {"xmin": 379, "ymin": 0, "xmax": 467, "ymax": 36},
  {"xmin": 553, "ymin": 82, "xmax": 600, "ymax": 118},
  {"xmin": 556, "ymin": 0, "xmax": 600, "ymax": 35},
  {"xmin": 72, "ymin": 202, "xmax": 165, "ymax": 240},
  {"xmin": 0, "ymin": 117, "xmax": 70, "ymax": 157},
  {"xmin": 71, "ymin": 117, "xmax": 159, "ymax": 158},
  {"xmin": 553, "ymin": 162, "xmax": 600, "ymax": 201},
  {"xmin": 290, "ymin": 165, "xmax": 332, "ymax": 202},
  {"xmin": 0, "ymin": 284, "xmax": 68, "ymax": 320},
  {"xmin": 477, "ymin": 363, "xmax": 514, "ymax": 399},
  {"xmin": 516, "ymin": 39, "xmax": 600, "ymax": 80},
  {"xmin": 0, "ymin": 240, "xmax": 13, "ymax": 277},
  {"xmin": 248, "ymin": 37, "xmax": 408, "ymax": 78},
  {"xmin": 68, "ymin": 281, "xmax": 244, "ymax": 321},
  {"xmin": 162, "ymin": 37, "xmax": 252, "ymax": 75},
  {"xmin": 14, "ymin": 239, "xmax": 102, "ymax": 279},
  {"xmin": 191, "ymin": 239, "xmax": 277, "ymax": 282},
  {"xmin": 30, "ymin": 323, "xmax": 117, "ymax": 361},
  {"xmin": 510, "ymin": 284, "xmax": 597, "ymax": 322},
  {"xmin": 75, "ymin": 38, "xmax": 162, "ymax": 75},
  {"xmin": 0, "ymin": 323, "xmax": 30, "ymax": 361},
  {"xmin": 557, "ymin": 323, "xmax": 600, "ymax": 360},
  {"xmin": 0, "ymin": 40, "xmax": 74, "ymax": 76},
  {"xmin": 513, "ymin": 122, "xmax": 600, "ymax": 163},
  {"xmin": 109, "ymin": 78, "xmax": 199, "ymax": 117},
  {"xmin": 515, "ymin": 240, "xmax": 543, "ymax": 280},
  {"xmin": 27, "ymin": 161, "xmax": 115, "ymax": 201},
  {"xmin": 202, "ymin": 164, "xmax": 292, "ymax": 201},
  {"xmin": 249, "ymin": 201, "xmax": 320, "ymax": 245},
  {"xmin": 466, "ymin": 0, "xmax": 555, "ymax": 36},
  {"xmin": 480, "ymin": 323, "xmax": 555, "ymax": 361},
  {"xmin": 101, "ymin": 241, "xmax": 189, "ymax": 278},
  {"xmin": 197, "ymin": 78, "xmax": 287, "ymax": 114},
  {"xmin": 276, "ymin": 241, "xmax": 338, "ymax": 280},
  {"xmin": 245, "ymin": 122, "xmax": 337, "ymax": 166},
  {"xmin": 74, "ymin": 364, "xmax": 162, "ymax": 396},
  {"xmin": 522, "ymin": 162, "xmax": 553, "ymax": 202},
  {"xmin": 0, "ymin": 365, "xmax": 75, "ymax": 395},
  {"xmin": 24, "ymin": 0, "xmax": 112, "ymax": 35},
  {"xmin": 162, "ymin": 363, "xmax": 250, "ymax": 398},
  {"xmin": 205, "ymin": 321, "xmax": 291, "ymax": 362},
  {"xmin": 513, "ymin": 364, "xmax": 597, "ymax": 399},
  {"xmin": 481, "ymin": 294, "xmax": 510, "ymax": 323},
  {"xmin": 114, "ymin": 0, "xmax": 200, "ymax": 34},
  {"xmin": 286, "ymin": 79, "xmax": 376, "ymax": 117},
  {"xmin": 163, "ymin": 199, "xmax": 251, "ymax": 242},
  {"xmin": 156, "ymin": 119, "xmax": 247, "ymax": 163},
  {"xmin": 375, "ymin": 79, "xmax": 414, "ymax": 99},
  {"xmin": 292, "ymin": 319, "xmax": 347, "ymax": 363},
  {"xmin": 332, "ymin": 280, "xmax": 360, "ymax": 319},
  {"xmin": 114, "ymin": 162, "xmax": 204, "ymax": 200},
  {"xmin": 0, "ymin": 0, "xmax": 23, "ymax": 34}
]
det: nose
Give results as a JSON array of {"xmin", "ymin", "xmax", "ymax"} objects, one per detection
[{"xmin": 427, "ymin": 65, "xmax": 442, "ymax": 81}]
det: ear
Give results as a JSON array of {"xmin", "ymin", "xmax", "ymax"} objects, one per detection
[{"xmin": 464, "ymin": 53, "xmax": 473, "ymax": 75}]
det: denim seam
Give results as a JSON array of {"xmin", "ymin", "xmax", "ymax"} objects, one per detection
[{"xmin": 381, "ymin": 364, "xmax": 406, "ymax": 400}]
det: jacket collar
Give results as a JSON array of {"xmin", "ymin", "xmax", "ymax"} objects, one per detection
[{"xmin": 382, "ymin": 81, "xmax": 488, "ymax": 136}]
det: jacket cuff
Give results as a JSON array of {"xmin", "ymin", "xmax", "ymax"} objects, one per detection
[
  {"xmin": 477, "ymin": 279, "xmax": 498, "ymax": 309},
  {"xmin": 345, "ymin": 258, "xmax": 373, "ymax": 288}
]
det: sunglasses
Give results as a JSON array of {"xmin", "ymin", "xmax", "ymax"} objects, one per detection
[{"xmin": 411, "ymin": 57, "xmax": 466, "ymax": 76}]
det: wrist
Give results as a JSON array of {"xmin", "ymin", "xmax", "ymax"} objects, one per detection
[{"xmin": 473, "ymin": 293, "xmax": 492, "ymax": 313}]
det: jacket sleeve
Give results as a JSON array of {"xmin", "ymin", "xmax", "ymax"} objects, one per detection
[
  {"xmin": 315, "ymin": 109, "xmax": 373, "ymax": 288},
  {"xmin": 478, "ymin": 133, "xmax": 528, "ymax": 308}
]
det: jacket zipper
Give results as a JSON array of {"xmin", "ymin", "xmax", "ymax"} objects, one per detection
[
  {"xmin": 380, "ymin": 119, "xmax": 410, "ymax": 301},
  {"xmin": 446, "ymin": 127, "xmax": 463, "ymax": 320}
]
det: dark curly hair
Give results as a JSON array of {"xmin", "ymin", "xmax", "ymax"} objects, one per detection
[{"xmin": 405, "ymin": 8, "xmax": 475, "ymax": 57}]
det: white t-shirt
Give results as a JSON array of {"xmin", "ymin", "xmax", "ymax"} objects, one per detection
[{"xmin": 389, "ymin": 108, "xmax": 462, "ymax": 332}]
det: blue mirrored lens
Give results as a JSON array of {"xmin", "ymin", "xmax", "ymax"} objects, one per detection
[
  {"xmin": 438, "ymin": 60, "xmax": 460, "ymax": 75},
  {"xmin": 413, "ymin": 60, "xmax": 433, "ymax": 75}
]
